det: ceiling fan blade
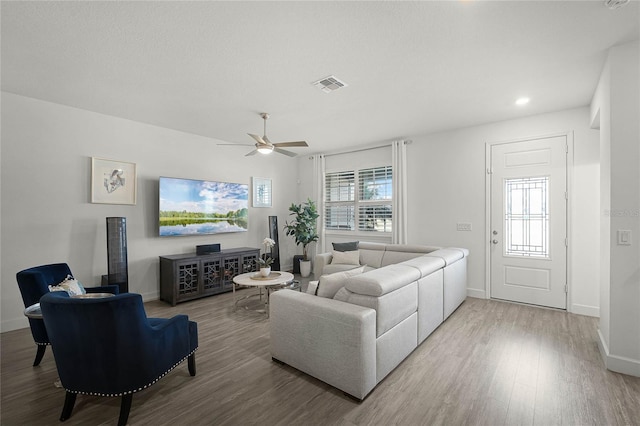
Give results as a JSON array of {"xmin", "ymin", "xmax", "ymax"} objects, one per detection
[
  {"xmin": 218, "ymin": 143, "xmax": 254, "ymax": 146},
  {"xmin": 273, "ymin": 141, "xmax": 308, "ymax": 148},
  {"xmin": 248, "ymin": 133, "xmax": 267, "ymax": 145},
  {"xmin": 274, "ymin": 148, "xmax": 299, "ymax": 157},
  {"xmin": 245, "ymin": 149, "xmax": 258, "ymax": 157}
]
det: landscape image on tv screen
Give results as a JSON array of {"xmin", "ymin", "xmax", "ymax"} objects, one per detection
[{"xmin": 159, "ymin": 177, "xmax": 248, "ymax": 237}]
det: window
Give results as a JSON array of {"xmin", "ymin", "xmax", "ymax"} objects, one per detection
[
  {"xmin": 325, "ymin": 166, "xmax": 392, "ymax": 232},
  {"xmin": 504, "ymin": 176, "xmax": 549, "ymax": 258}
]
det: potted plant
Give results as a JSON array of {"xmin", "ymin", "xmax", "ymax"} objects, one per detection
[
  {"xmin": 256, "ymin": 237, "xmax": 276, "ymax": 277},
  {"xmin": 283, "ymin": 199, "xmax": 319, "ymax": 277}
]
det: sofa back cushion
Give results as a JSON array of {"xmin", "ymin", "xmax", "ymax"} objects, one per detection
[
  {"xmin": 358, "ymin": 242, "xmax": 386, "ymax": 269},
  {"xmin": 380, "ymin": 244, "xmax": 441, "ymax": 267},
  {"xmin": 345, "ymin": 264, "xmax": 420, "ymax": 297},
  {"xmin": 316, "ymin": 266, "xmax": 366, "ymax": 298},
  {"xmin": 335, "ymin": 281, "xmax": 418, "ymax": 337},
  {"xmin": 399, "ymin": 256, "xmax": 446, "ymax": 278}
]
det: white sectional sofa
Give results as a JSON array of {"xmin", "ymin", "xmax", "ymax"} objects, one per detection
[{"xmin": 270, "ymin": 242, "xmax": 469, "ymax": 400}]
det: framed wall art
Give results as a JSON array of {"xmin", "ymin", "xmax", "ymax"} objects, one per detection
[
  {"xmin": 252, "ymin": 177, "xmax": 272, "ymax": 208},
  {"xmin": 91, "ymin": 157, "xmax": 137, "ymax": 205}
]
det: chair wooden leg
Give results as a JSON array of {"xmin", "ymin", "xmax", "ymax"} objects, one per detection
[
  {"xmin": 60, "ymin": 391, "xmax": 76, "ymax": 421},
  {"xmin": 33, "ymin": 345, "xmax": 47, "ymax": 366},
  {"xmin": 188, "ymin": 353, "xmax": 196, "ymax": 376},
  {"xmin": 118, "ymin": 394, "xmax": 133, "ymax": 426}
]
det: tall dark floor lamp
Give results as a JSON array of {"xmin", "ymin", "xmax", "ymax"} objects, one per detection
[{"xmin": 106, "ymin": 217, "xmax": 128, "ymax": 293}]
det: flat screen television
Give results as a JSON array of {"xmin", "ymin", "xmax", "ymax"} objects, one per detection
[{"xmin": 159, "ymin": 176, "xmax": 248, "ymax": 237}]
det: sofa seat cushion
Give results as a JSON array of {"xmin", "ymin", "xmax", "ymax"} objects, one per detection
[
  {"xmin": 335, "ymin": 281, "xmax": 418, "ymax": 337},
  {"xmin": 399, "ymin": 256, "xmax": 446, "ymax": 278},
  {"xmin": 345, "ymin": 264, "xmax": 421, "ymax": 297},
  {"xmin": 425, "ymin": 248, "xmax": 466, "ymax": 266}
]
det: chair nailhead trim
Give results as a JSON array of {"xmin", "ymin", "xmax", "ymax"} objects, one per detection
[
  {"xmin": 35, "ymin": 342, "xmax": 50, "ymax": 346},
  {"xmin": 63, "ymin": 347, "xmax": 198, "ymax": 397}
]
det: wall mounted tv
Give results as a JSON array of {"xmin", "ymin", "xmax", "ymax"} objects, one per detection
[{"xmin": 159, "ymin": 176, "xmax": 248, "ymax": 237}]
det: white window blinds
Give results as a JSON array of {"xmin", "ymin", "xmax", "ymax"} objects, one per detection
[{"xmin": 325, "ymin": 166, "xmax": 392, "ymax": 233}]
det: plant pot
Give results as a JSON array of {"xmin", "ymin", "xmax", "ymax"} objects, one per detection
[
  {"xmin": 299, "ymin": 260, "xmax": 311, "ymax": 278},
  {"xmin": 259, "ymin": 267, "xmax": 271, "ymax": 277}
]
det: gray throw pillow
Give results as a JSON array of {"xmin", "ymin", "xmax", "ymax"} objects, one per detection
[{"xmin": 332, "ymin": 241, "xmax": 359, "ymax": 252}]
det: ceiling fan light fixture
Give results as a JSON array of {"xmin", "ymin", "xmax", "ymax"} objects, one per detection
[{"xmin": 257, "ymin": 145, "xmax": 274, "ymax": 154}]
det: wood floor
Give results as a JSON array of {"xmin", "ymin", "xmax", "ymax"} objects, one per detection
[{"xmin": 2, "ymin": 289, "xmax": 639, "ymax": 426}]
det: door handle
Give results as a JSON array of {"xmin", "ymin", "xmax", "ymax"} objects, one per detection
[{"xmin": 492, "ymin": 239, "xmax": 499, "ymax": 244}]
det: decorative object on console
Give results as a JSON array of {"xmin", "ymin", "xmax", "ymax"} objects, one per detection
[
  {"xmin": 91, "ymin": 157, "xmax": 137, "ymax": 205},
  {"xmin": 284, "ymin": 199, "xmax": 319, "ymax": 278},
  {"xmin": 196, "ymin": 243, "xmax": 221, "ymax": 255},
  {"xmin": 268, "ymin": 216, "xmax": 281, "ymax": 271},
  {"xmin": 252, "ymin": 177, "xmax": 272, "ymax": 207},
  {"xmin": 159, "ymin": 176, "xmax": 248, "ymax": 237},
  {"xmin": 106, "ymin": 217, "xmax": 129, "ymax": 294}
]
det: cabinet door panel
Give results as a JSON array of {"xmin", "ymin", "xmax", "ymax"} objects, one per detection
[
  {"xmin": 202, "ymin": 257, "xmax": 223, "ymax": 294},
  {"xmin": 222, "ymin": 256, "xmax": 240, "ymax": 290},
  {"xmin": 176, "ymin": 261, "xmax": 199, "ymax": 301},
  {"xmin": 242, "ymin": 253, "xmax": 259, "ymax": 273}
]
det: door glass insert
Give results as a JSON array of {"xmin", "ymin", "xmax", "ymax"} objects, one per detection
[{"xmin": 504, "ymin": 176, "xmax": 549, "ymax": 258}]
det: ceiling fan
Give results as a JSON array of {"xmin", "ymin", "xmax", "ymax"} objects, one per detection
[{"xmin": 219, "ymin": 113, "xmax": 309, "ymax": 157}]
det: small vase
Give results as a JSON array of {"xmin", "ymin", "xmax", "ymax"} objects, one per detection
[{"xmin": 259, "ymin": 267, "xmax": 271, "ymax": 277}]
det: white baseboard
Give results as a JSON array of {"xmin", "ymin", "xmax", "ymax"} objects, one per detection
[
  {"xmin": 597, "ymin": 329, "xmax": 640, "ymax": 377},
  {"xmin": 570, "ymin": 303, "xmax": 600, "ymax": 317},
  {"xmin": 140, "ymin": 291, "xmax": 160, "ymax": 302},
  {"xmin": 466, "ymin": 288, "xmax": 486, "ymax": 299},
  {"xmin": 1, "ymin": 316, "xmax": 29, "ymax": 333}
]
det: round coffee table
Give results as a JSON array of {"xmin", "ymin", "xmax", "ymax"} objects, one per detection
[{"xmin": 232, "ymin": 271, "xmax": 295, "ymax": 316}]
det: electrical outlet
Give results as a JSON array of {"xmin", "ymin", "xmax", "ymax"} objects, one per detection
[{"xmin": 457, "ymin": 222, "xmax": 472, "ymax": 231}]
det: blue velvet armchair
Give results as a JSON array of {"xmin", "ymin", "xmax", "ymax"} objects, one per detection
[
  {"xmin": 16, "ymin": 263, "xmax": 120, "ymax": 366},
  {"xmin": 39, "ymin": 291, "xmax": 198, "ymax": 425}
]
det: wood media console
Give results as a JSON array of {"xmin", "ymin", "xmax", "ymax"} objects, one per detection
[{"xmin": 159, "ymin": 247, "xmax": 260, "ymax": 306}]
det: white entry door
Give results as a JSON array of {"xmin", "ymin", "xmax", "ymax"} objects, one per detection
[{"xmin": 490, "ymin": 135, "xmax": 567, "ymax": 309}]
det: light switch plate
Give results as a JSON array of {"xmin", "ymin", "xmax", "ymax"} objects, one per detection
[{"xmin": 617, "ymin": 229, "xmax": 632, "ymax": 245}]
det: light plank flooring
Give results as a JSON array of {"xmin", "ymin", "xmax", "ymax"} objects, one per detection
[{"xmin": 2, "ymin": 288, "xmax": 639, "ymax": 425}]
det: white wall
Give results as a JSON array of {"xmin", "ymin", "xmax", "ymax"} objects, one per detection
[
  {"xmin": 1, "ymin": 92, "xmax": 300, "ymax": 332},
  {"xmin": 298, "ymin": 107, "xmax": 601, "ymax": 316},
  {"xmin": 592, "ymin": 40, "xmax": 640, "ymax": 377}
]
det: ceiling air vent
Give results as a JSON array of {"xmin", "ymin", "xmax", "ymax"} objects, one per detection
[{"xmin": 312, "ymin": 75, "xmax": 348, "ymax": 93}]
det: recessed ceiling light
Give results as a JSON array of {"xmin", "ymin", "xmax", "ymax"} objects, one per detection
[{"xmin": 515, "ymin": 97, "xmax": 530, "ymax": 106}]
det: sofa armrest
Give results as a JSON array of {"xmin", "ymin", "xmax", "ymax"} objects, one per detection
[
  {"xmin": 314, "ymin": 252, "xmax": 333, "ymax": 277},
  {"xmin": 270, "ymin": 290, "xmax": 377, "ymax": 400}
]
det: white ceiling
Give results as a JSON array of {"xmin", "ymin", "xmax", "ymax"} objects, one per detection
[{"xmin": 2, "ymin": 1, "xmax": 638, "ymax": 156}]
